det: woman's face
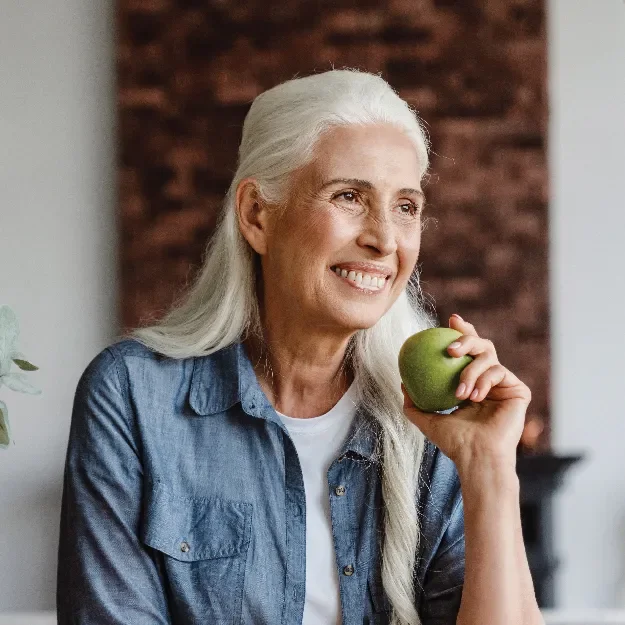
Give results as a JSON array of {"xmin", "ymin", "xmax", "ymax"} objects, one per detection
[{"xmin": 261, "ymin": 123, "xmax": 425, "ymax": 334}]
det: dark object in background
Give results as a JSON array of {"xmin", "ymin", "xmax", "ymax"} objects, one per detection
[{"xmin": 518, "ymin": 452, "xmax": 583, "ymax": 606}]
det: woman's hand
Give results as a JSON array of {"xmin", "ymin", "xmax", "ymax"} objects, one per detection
[{"xmin": 401, "ymin": 314, "xmax": 532, "ymax": 470}]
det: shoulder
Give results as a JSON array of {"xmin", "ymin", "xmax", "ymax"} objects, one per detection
[
  {"xmin": 96, "ymin": 336, "xmax": 187, "ymax": 374},
  {"xmin": 76, "ymin": 337, "xmax": 189, "ymax": 405},
  {"xmin": 107, "ymin": 336, "xmax": 169, "ymax": 362},
  {"xmin": 70, "ymin": 338, "xmax": 204, "ymax": 450},
  {"xmin": 80, "ymin": 337, "xmax": 162, "ymax": 376}
]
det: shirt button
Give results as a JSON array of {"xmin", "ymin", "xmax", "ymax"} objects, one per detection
[
  {"xmin": 180, "ymin": 541, "xmax": 190, "ymax": 553},
  {"xmin": 335, "ymin": 485, "xmax": 346, "ymax": 496},
  {"xmin": 343, "ymin": 564, "xmax": 355, "ymax": 576}
]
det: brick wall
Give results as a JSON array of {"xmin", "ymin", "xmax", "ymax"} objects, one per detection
[{"xmin": 118, "ymin": 0, "xmax": 549, "ymax": 449}]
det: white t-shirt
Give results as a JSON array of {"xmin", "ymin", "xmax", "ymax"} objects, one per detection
[{"xmin": 276, "ymin": 382, "xmax": 359, "ymax": 625}]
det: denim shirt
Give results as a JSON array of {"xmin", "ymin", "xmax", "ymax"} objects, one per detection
[{"xmin": 57, "ymin": 337, "xmax": 464, "ymax": 625}]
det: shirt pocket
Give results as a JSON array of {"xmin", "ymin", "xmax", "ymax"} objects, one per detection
[{"xmin": 141, "ymin": 480, "xmax": 253, "ymax": 625}]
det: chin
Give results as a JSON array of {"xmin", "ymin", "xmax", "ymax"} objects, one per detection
[{"xmin": 330, "ymin": 306, "xmax": 386, "ymax": 332}]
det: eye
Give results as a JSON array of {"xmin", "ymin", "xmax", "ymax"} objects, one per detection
[
  {"xmin": 398, "ymin": 202, "xmax": 422, "ymax": 217},
  {"xmin": 335, "ymin": 190, "xmax": 359, "ymax": 203}
]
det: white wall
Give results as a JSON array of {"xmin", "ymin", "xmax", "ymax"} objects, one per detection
[
  {"xmin": 548, "ymin": 0, "xmax": 625, "ymax": 609},
  {"xmin": 0, "ymin": 0, "xmax": 117, "ymax": 612}
]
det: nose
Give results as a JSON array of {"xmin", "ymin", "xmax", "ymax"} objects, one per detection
[{"xmin": 356, "ymin": 212, "xmax": 397, "ymax": 257}]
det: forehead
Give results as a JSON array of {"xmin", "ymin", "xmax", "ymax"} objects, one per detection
[{"xmin": 307, "ymin": 124, "xmax": 423, "ymax": 186}]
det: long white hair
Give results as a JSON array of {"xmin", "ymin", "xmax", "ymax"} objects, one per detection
[{"xmin": 127, "ymin": 69, "xmax": 438, "ymax": 625}]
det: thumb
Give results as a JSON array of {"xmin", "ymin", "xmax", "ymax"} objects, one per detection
[{"xmin": 401, "ymin": 384, "xmax": 435, "ymax": 431}]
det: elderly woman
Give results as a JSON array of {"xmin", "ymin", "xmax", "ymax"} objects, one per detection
[{"xmin": 57, "ymin": 69, "xmax": 543, "ymax": 625}]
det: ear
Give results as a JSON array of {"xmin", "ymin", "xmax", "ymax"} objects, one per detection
[{"xmin": 236, "ymin": 178, "xmax": 271, "ymax": 255}]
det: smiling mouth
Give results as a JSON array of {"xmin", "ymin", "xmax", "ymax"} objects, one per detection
[{"xmin": 330, "ymin": 266, "xmax": 388, "ymax": 292}]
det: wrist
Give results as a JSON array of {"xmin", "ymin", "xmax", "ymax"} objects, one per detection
[{"xmin": 454, "ymin": 449, "xmax": 519, "ymax": 492}]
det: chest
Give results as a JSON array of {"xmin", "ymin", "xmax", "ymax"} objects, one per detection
[{"xmin": 136, "ymin": 411, "xmax": 394, "ymax": 624}]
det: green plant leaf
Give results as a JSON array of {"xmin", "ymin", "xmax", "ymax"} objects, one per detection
[
  {"xmin": 0, "ymin": 306, "xmax": 19, "ymax": 376},
  {"xmin": 12, "ymin": 358, "xmax": 38, "ymax": 371},
  {"xmin": 1, "ymin": 372, "xmax": 41, "ymax": 394},
  {"xmin": 0, "ymin": 400, "xmax": 10, "ymax": 448}
]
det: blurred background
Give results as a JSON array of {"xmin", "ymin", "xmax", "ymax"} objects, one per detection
[{"xmin": 0, "ymin": 0, "xmax": 624, "ymax": 622}]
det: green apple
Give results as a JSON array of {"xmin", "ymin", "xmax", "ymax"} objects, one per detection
[{"xmin": 398, "ymin": 327, "xmax": 474, "ymax": 413}]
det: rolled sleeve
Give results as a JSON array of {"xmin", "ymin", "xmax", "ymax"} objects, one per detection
[{"xmin": 57, "ymin": 346, "xmax": 171, "ymax": 624}]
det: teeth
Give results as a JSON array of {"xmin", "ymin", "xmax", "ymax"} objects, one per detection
[{"xmin": 332, "ymin": 266, "xmax": 387, "ymax": 291}]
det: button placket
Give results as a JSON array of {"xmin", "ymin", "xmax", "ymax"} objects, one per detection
[
  {"xmin": 281, "ymin": 430, "xmax": 307, "ymax": 624},
  {"xmin": 328, "ymin": 446, "xmax": 377, "ymax": 625}
]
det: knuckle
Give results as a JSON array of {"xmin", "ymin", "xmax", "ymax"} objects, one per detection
[{"xmin": 459, "ymin": 367, "xmax": 474, "ymax": 383}]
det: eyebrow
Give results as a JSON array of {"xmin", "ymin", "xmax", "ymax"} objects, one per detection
[{"xmin": 320, "ymin": 177, "xmax": 426, "ymax": 202}]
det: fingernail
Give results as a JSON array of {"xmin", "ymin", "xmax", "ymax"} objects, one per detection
[
  {"xmin": 456, "ymin": 383, "xmax": 466, "ymax": 397},
  {"xmin": 449, "ymin": 342, "xmax": 461, "ymax": 349},
  {"xmin": 451, "ymin": 314, "xmax": 464, "ymax": 322}
]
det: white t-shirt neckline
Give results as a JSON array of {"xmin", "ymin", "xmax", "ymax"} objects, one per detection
[{"xmin": 275, "ymin": 381, "xmax": 358, "ymax": 433}]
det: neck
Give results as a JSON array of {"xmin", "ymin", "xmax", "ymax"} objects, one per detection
[{"xmin": 243, "ymin": 323, "xmax": 355, "ymax": 419}]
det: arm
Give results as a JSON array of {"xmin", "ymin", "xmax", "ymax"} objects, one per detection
[
  {"xmin": 402, "ymin": 314, "xmax": 544, "ymax": 625},
  {"xmin": 57, "ymin": 346, "xmax": 171, "ymax": 625},
  {"xmin": 455, "ymin": 453, "xmax": 544, "ymax": 625}
]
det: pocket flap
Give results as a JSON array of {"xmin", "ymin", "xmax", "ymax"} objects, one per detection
[{"xmin": 141, "ymin": 481, "xmax": 252, "ymax": 562}]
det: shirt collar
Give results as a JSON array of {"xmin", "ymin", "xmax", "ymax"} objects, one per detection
[{"xmin": 188, "ymin": 340, "xmax": 381, "ymax": 464}]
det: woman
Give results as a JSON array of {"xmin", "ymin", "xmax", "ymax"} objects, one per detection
[{"xmin": 57, "ymin": 69, "xmax": 543, "ymax": 625}]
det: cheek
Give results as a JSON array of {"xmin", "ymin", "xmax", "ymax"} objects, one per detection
[
  {"xmin": 274, "ymin": 231, "xmax": 332, "ymax": 288},
  {"xmin": 305, "ymin": 210, "xmax": 354, "ymax": 256},
  {"xmin": 397, "ymin": 233, "xmax": 421, "ymax": 273},
  {"xmin": 271, "ymin": 215, "xmax": 322, "ymax": 264}
]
